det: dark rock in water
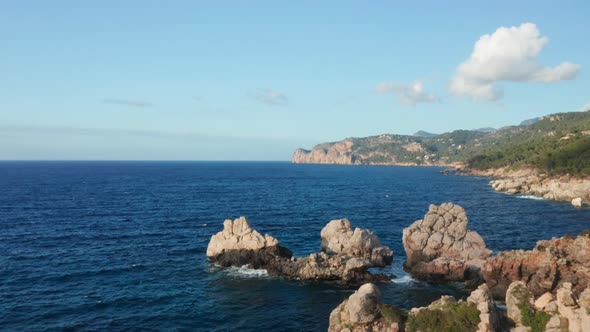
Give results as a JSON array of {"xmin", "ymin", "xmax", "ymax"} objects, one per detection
[
  {"xmin": 402, "ymin": 203, "xmax": 491, "ymax": 283},
  {"xmin": 207, "ymin": 216, "xmax": 394, "ymax": 285}
]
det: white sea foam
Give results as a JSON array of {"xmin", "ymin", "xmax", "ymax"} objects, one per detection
[
  {"xmin": 517, "ymin": 194, "xmax": 544, "ymax": 201},
  {"xmin": 391, "ymin": 274, "xmax": 415, "ymax": 284},
  {"xmin": 218, "ymin": 265, "xmax": 269, "ymax": 278}
]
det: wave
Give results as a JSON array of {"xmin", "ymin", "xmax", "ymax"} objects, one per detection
[
  {"xmin": 517, "ymin": 194, "xmax": 544, "ymax": 201},
  {"xmin": 391, "ymin": 274, "xmax": 415, "ymax": 284},
  {"xmin": 213, "ymin": 264, "xmax": 270, "ymax": 278}
]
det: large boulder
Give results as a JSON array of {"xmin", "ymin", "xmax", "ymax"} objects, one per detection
[
  {"xmin": 402, "ymin": 203, "xmax": 492, "ymax": 281},
  {"xmin": 321, "ymin": 219, "xmax": 393, "ymax": 267},
  {"xmin": 483, "ymin": 232, "xmax": 590, "ymax": 299},
  {"xmin": 206, "ymin": 216, "xmax": 282, "ymax": 258},
  {"xmin": 329, "ymin": 283, "xmax": 404, "ymax": 332}
]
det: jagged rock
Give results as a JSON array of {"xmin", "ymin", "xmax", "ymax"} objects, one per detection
[
  {"xmin": 572, "ymin": 197, "xmax": 583, "ymax": 207},
  {"xmin": 533, "ymin": 292, "xmax": 554, "ymax": 311},
  {"xmin": 483, "ymin": 232, "xmax": 590, "ymax": 299},
  {"xmin": 207, "ymin": 217, "xmax": 393, "ymax": 285},
  {"xmin": 329, "ymin": 283, "xmax": 403, "ymax": 332},
  {"xmin": 329, "ymin": 282, "xmax": 498, "ymax": 332},
  {"xmin": 206, "ymin": 217, "xmax": 281, "ymax": 257},
  {"xmin": 402, "ymin": 203, "xmax": 491, "ymax": 282},
  {"xmin": 321, "ymin": 219, "xmax": 393, "ymax": 267},
  {"xmin": 506, "ymin": 281, "xmax": 533, "ymax": 326},
  {"xmin": 467, "ymin": 284, "xmax": 500, "ymax": 332}
]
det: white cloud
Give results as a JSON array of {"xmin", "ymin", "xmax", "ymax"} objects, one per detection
[
  {"xmin": 251, "ymin": 89, "xmax": 288, "ymax": 106},
  {"xmin": 450, "ymin": 23, "xmax": 581, "ymax": 102},
  {"xmin": 375, "ymin": 80, "xmax": 437, "ymax": 105},
  {"xmin": 577, "ymin": 102, "xmax": 590, "ymax": 112}
]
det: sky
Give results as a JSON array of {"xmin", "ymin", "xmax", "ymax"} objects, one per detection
[{"xmin": 1, "ymin": 1, "xmax": 589, "ymax": 160}]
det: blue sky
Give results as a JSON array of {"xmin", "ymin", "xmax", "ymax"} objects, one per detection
[{"xmin": 1, "ymin": 1, "xmax": 588, "ymax": 160}]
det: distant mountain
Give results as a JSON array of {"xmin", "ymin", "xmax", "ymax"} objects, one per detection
[
  {"xmin": 292, "ymin": 111, "xmax": 590, "ymax": 176},
  {"xmin": 520, "ymin": 117, "xmax": 540, "ymax": 126},
  {"xmin": 413, "ymin": 130, "xmax": 438, "ymax": 137},
  {"xmin": 473, "ymin": 127, "xmax": 496, "ymax": 133}
]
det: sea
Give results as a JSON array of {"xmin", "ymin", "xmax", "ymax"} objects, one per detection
[{"xmin": 1, "ymin": 161, "xmax": 589, "ymax": 331}]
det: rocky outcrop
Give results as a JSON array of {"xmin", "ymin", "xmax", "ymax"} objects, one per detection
[
  {"xmin": 467, "ymin": 167, "xmax": 590, "ymax": 205},
  {"xmin": 467, "ymin": 284, "xmax": 500, "ymax": 332},
  {"xmin": 330, "ymin": 283, "xmax": 499, "ymax": 332},
  {"xmin": 321, "ymin": 219, "xmax": 394, "ymax": 267},
  {"xmin": 506, "ymin": 281, "xmax": 590, "ymax": 332},
  {"xmin": 402, "ymin": 203, "xmax": 492, "ymax": 282},
  {"xmin": 483, "ymin": 232, "xmax": 590, "ymax": 299},
  {"xmin": 329, "ymin": 283, "xmax": 404, "ymax": 332},
  {"xmin": 207, "ymin": 217, "xmax": 394, "ymax": 285}
]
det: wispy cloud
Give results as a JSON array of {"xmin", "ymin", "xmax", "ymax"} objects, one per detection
[
  {"xmin": 101, "ymin": 98, "xmax": 153, "ymax": 108},
  {"xmin": 375, "ymin": 80, "xmax": 437, "ymax": 105},
  {"xmin": 250, "ymin": 89, "xmax": 288, "ymax": 106},
  {"xmin": 450, "ymin": 23, "xmax": 581, "ymax": 102}
]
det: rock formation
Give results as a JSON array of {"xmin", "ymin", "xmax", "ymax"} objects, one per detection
[
  {"xmin": 207, "ymin": 217, "xmax": 394, "ymax": 285},
  {"xmin": 483, "ymin": 232, "xmax": 590, "ymax": 299},
  {"xmin": 292, "ymin": 140, "xmax": 355, "ymax": 165},
  {"xmin": 329, "ymin": 283, "xmax": 499, "ymax": 332},
  {"xmin": 402, "ymin": 203, "xmax": 492, "ymax": 282},
  {"xmin": 469, "ymin": 167, "xmax": 590, "ymax": 205},
  {"xmin": 329, "ymin": 283, "xmax": 404, "ymax": 332},
  {"xmin": 505, "ymin": 280, "xmax": 590, "ymax": 332},
  {"xmin": 321, "ymin": 219, "xmax": 393, "ymax": 267}
]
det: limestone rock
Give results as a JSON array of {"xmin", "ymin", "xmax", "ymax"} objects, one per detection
[
  {"xmin": 321, "ymin": 219, "xmax": 393, "ymax": 267},
  {"xmin": 572, "ymin": 197, "xmax": 583, "ymax": 207},
  {"xmin": 483, "ymin": 232, "xmax": 590, "ymax": 299},
  {"xmin": 207, "ymin": 217, "xmax": 393, "ymax": 285},
  {"xmin": 329, "ymin": 283, "xmax": 402, "ymax": 332},
  {"xmin": 467, "ymin": 284, "xmax": 500, "ymax": 332},
  {"xmin": 533, "ymin": 292, "xmax": 554, "ymax": 311},
  {"xmin": 506, "ymin": 281, "xmax": 532, "ymax": 326},
  {"xmin": 206, "ymin": 217, "xmax": 280, "ymax": 258},
  {"xmin": 402, "ymin": 203, "xmax": 491, "ymax": 281}
]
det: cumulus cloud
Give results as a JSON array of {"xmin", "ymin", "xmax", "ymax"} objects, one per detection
[
  {"xmin": 251, "ymin": 89, "xmax": 288, "ymax": 106},
  {"xmin": 450, "ymin": 23, "xmax": 581, "ymax": 102},
  {"xmin": 375, "ymin": 80, "xmax": 437, "ymax": 104},
  {"xmin": 101, "ymin": 99, "xmax": 153, "ymax": 108}
]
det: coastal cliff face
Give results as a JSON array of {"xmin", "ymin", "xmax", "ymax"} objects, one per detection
[{"xmin": 291, "ymin": 134, "xmax": 467, "ymax": 166}]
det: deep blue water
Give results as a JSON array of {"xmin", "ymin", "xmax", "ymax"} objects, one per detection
[{"xmin": 1, "ymin": 161, "xmax": 589, "ymax": 331}]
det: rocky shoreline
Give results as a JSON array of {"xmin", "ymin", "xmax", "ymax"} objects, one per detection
[
  {"xmin": 206, "ymin": 203, "xmax": 590, "ymax": 331},
  {"xmin": 449, "ymin": 166, "xmax": 590, "ymax": 207}
]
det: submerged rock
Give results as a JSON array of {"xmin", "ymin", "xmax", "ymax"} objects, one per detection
[
  {"xmin": 402, "ymin": 203, "xmax": 492, "ymax": 282},
  {"xmin": 207, "ymin": 217, "xmax": 394, "ymax": 285}
]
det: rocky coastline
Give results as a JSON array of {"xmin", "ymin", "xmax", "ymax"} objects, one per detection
[
  {"xmin": 206, "ymin": 204, "xmax": 590, "ymax": 331},
  {"xmin": 456, "ymin": 166, "xmax": 590, "ymax": 207}
]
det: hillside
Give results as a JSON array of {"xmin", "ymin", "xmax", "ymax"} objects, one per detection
[{"xmin": 292, "ymin": 110, "xmax": 590, "ymax": 176}]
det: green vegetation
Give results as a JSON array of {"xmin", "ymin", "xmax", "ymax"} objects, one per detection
[
  {"xmin": 375, "ymin": 303, "xmax": 408, "ymax": 324},
  {"xmin": 512, "ymin": 284, "xmax": 551, "ymax": 332},
  {"xmin": 308, "ymin": 110, "xmax": 590, "ymax": 176},
  {"xmin": 405, "ymin": 301, "xmax": 480, "ymax": 332},
  {"xmin": 466, "ymin": 111, "xmax": 590, "ymax": 176}
]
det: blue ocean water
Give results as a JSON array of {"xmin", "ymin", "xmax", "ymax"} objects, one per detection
[{"xmin": 1, "ymin": 161, "xmax": 589, "ymax": 331}]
